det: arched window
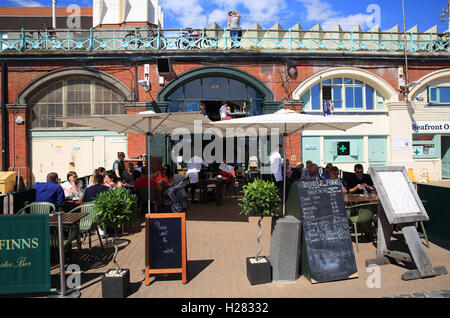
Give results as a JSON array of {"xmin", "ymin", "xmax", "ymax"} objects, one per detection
[
  {"xmin": 29, "ymin": 78, "xmax": 126, "ymax": 128},
  {"xmin": 165, "ymin": 76, "xmax": 263, "ymax": 116},
  {"xmin": 300, "ymin": 77, "xmax": 386, "ymax": 111}
]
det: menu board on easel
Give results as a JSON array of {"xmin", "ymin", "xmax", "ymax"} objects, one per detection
[
  {"xmin": 145, "ymin": 213, "xmax": 187, "ymax": 285},
  {"xmin": 296, "ymin": 179, "xmax": 358, "ymax": 283},
  {"xmin": 368, "ymin": 166, "xmax": 428, "ymax": 224}
]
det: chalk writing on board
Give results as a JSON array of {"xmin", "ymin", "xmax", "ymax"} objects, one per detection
[{"xmin": 296, "ymin": 179, "xmax": 358, "ymax": 283}]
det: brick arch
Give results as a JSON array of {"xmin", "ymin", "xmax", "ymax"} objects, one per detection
[
  {"xmin": 16, "ymin": 66, "xmax": 133, "ymax": 105},
  {"xmin": 157, "ymin": 66, "xmax": 274, "ymax": 102},
  {"xmin": 292, "ymin": 67, "xmax": 398, "ymax": 102},
  {"xmin": 409, "ymin": 68, "xmax": 450, "ymax": 101}
]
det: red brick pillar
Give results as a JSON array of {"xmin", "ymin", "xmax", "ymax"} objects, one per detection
[
  {"xmin": 7, "ymin": 105, "xmax": 30, "ymax": 186},
  {"xmin": 125, "ymin": 103, "xmax": 147, "ymax": 158}
]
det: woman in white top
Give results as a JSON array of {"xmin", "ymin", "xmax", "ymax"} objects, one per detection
[{"xmin": 61, "ymin": 171, "xmax": 84, "ymax": 201}]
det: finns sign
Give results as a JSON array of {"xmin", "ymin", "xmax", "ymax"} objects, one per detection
[{"xmin": 0, "ymin": 215, "xmax": 50, "ymax": 295}]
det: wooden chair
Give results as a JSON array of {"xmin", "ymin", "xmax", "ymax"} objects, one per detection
[
  {"xmin": 67, "ymin": 203, "xmax": 104, "ymax": 252},
  {"xmin": 345, "ymin": 202, "xmax": 378, "ymax": 253},
  {"xmin": 17, "ymin": 202, "xmax": 56, "ymax": 214}
]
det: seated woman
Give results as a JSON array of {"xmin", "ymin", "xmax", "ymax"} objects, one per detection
[
  {"xmin": 219, "ymin": 161, "xmax": 235, "ymax": 197},
  {"xmin": 88, "ymin": 167, "xmax": 105, "ymax": 187},
  {"xmin": 104, "ymin": 171, "xmax": 123, "ymax": 189},
  {"xmin": 153, "ymin": 164, "xmax": 173, "ymax": 190}
]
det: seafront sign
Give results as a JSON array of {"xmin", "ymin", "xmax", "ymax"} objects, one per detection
[
  {"xmin": 412, "ymin": 121, "xmax": 450, "ymax": 134},
  {"xmin": 0, "ymin": 214, "xmax": 51, "ymax": 295}
]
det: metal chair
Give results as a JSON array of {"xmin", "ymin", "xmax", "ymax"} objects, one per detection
[
  {"xmin": 67, "ymin": 203, "xmax": 104, "ymax": 252},
  {"xmin": 345, "ymin": 202, "xmax": 378, "ymax": 253},
  {"xmin": 17, "ymin": 201, "xmax": 56, "ymax": 214}
]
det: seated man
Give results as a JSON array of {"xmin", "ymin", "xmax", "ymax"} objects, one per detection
[
  {"xmin": 346, "ymin": 163, "xmax": 375, "ymax": 194},
  {"xmin": 134, "ymin": 169, "xmax": 161, "ymax": 193},
  {"xmin": 82, "ymin": 174, "xmax": 110, "ymax": 203},
  {"xmin": 34, "ymin": 172, "xmax": 65, "ymax": 208},
  {"xmin": 300, "ymin": 163, "xmax": 319, "ymax": 181}
]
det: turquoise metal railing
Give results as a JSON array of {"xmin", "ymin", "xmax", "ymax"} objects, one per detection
[{"xmin": 1, "ymin": 27, "xmax": 449, "ymax": 53}]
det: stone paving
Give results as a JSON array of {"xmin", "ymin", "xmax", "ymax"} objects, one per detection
[{"xmin": 50, "ymin": 194, "xmax": 450, "ymax": 299}]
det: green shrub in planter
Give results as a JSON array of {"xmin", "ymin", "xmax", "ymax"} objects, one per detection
[
  {"xmin": 93, "ymin": 187, "xmax": 138, "ymax": 236},
  {"xmin": 239, "ymin": 179, "xmax": 281, "ymax": 260},
  {"xmin": 93, "ymin": 187, "xmax": 138, "ymax": 274}
]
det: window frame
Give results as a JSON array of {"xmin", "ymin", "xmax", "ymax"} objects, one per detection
[
  {"xmin": 301, "ymin": 77, "xmax": 385, "ymax": 112},
  {"xmin": 428, "ymin": 86, "xmax": 450, "ymax": 105},
  {"xmin": 29, "ymin": 77, "xmax": 126, "ymax": 129}
]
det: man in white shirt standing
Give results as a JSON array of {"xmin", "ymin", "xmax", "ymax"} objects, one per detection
[
  {"xmin": 186, "ymin": 155, "xmax": 209, "ymax": 202},
  {"xmin": 270, "ymin": 144, "xmax": 283, "ymax": 194}
]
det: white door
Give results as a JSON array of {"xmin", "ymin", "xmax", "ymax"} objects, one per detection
[{"xmin": 31, "ymin": 136, "xmax": 127, "ymax": 183}]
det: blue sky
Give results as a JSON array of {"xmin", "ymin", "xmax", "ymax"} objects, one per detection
[{"xmin": 1, "ymin": 0, "xmax": 449, "ymax": 32}]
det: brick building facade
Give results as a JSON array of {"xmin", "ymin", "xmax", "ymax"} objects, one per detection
[{"xmin": 1, "ymin": 4, "xmax": 450, "ymax": 186}]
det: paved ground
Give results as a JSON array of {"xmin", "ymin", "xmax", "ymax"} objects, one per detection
[{"xmin": 50, "ymin": 193, "xmax": 450, "ymax": 299}]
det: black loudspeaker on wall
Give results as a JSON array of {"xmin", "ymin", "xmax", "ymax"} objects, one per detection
[{"xmin": 157, "ymin": 58, "xmax": 173, "ymax": 75}]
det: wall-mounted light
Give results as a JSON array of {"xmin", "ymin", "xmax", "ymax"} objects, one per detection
[
  {"xmin": 15, "ymin": 116, "xmax": 24, "ymax": 125},
  {"xmin": 138, "ymin": 79, "xmax": 150, "ymax": 91}
]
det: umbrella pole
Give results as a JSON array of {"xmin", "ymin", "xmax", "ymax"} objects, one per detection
[
  {"xmin": 283, "ymin": 131, "xmax": 287, "ymax": 216},
  {"xmin": 147, "ymin": 132, "xmax": 152, "ymax": 214}
]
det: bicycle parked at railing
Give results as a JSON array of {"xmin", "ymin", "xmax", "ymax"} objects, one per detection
[
  {"xmin": 176, "ymin": 28, "xmax": 210, "ymax": 50},
  {"xmin": 426, "ymin": 32, "xmax": 450, "ymax": 52},
  {"xmin": 124, "ymin": 27, "xmax": 166, "ymax": 49},
  {"xmin": 18, "ymin": 23, "xmax": 58, "ymax": 50}
]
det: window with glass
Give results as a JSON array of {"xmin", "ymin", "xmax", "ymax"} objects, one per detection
[
  {"xmin": 301, "ymin": 77, "xmax": 385, "ymax": 111},
  {"xmin": 166, "ymin": 76, "xmax": 263, "ymax": 115},
  {"xmin": 29, "ymin": 78, "xmax": 125, "ymax": 128},
  {"xmin": 412, "ymin": 134, "xmax": 440, "ymax": 159},
  {"xmin": 428, "ymin": 86, "xmax": 450, "ymax": 105}
]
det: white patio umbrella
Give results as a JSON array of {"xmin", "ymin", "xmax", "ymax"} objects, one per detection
[
  {"xmin": 57, "ymin": 111, "xmax": 212, "ymax": 214},
  {"xmin": 211, "ymin": 109, "xmax": 372, "ymax": 215}
]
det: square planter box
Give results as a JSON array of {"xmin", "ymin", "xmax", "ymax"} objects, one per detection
[
  {"xmin": 246, "ymin": 256, "xmax": 272, "ymax": 285},
  {"xmin": 102, "ymin": 269, "xmax": 130, "ymax": 298}
]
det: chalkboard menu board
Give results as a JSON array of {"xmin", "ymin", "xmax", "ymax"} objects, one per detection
[
  {"xmin": 295, "ymin": 179, "xmax": 358, "ymax": 283},
  {"xmin": 145, "ymin": 213, "xmax": 187, "ymax": 285}
]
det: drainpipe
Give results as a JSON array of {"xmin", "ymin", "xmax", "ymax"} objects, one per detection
[
  {"xmin": 52, "ymin": 0, "xmax": 57, "ymax": 29},
  {"xmin": 1, "ymin": 62, "xmax": 8, "ymax": 171}
]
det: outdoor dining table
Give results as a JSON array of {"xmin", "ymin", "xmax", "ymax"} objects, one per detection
[
  {"xmin": 49, "ymin": 212, "xmax": 87, "ymax": 226},
  {"xmin": 344, "ymin": 193, "xmax": 379, "ymax": 205},
  {"xmin": 49, "ymin": 212, "xmax": 87, "ymax": 298}
]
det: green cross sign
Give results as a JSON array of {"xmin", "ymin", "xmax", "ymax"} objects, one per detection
[
  {"xmin": 339, "ymin": 144, "xmax": 347, "ymax": 153},
  {"xmin": 337, "ymin": 142, "xmax": 350, "ymax": 156},
  {"xmin": 414, "ymin": 149, "xmax": 420, "ymax": 155}
]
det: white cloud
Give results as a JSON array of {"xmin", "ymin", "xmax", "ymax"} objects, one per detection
[
  {"xmin": 11, "ymin": 0, "xmax": 43, "ymax": 6},
  {"xmin": 297, "ymin": 0, "xmax": 375, "ymax": 30},
  {"xmin": 160, "ymin": 0, "xmax": 208, "ymax": 28},
  {"xmin": 209, "ymin": 0, "xmax": 287, "ymax": 28}
]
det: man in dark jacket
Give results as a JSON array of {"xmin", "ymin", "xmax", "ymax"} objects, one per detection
[
  {"xmin": 34, "ymin": 172, "xmax": 65, "ymax": 208},
  {"xmin": 82, "ymin": 174, "xmax": 110, "ymax": 203}
]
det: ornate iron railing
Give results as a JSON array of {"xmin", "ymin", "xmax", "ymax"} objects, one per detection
[{"xmin": 1, "ymin": 27, "xmax": 449, "ymax": 53}]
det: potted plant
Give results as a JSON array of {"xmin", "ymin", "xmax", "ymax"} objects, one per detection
[
  {"xmin": 239, "ymin": 178, "xmax": 281, "ymax": 285},
  {"xmin": 93, "ymin": 187, "xmax": 138, "ymax": 298}
]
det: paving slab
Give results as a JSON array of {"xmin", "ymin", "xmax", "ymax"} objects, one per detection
[{"xmin": 50, "ymin": 196, "xmax": 450, "ymax": 298}]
